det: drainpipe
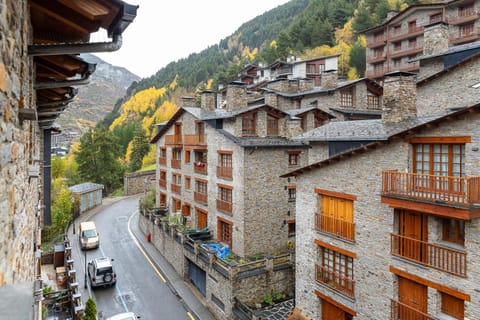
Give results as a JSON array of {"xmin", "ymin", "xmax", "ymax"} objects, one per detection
[
  {"xmin": 43, "ymin": 129, "xmax": 52, "ymax": 225},
  {"xmin": 34, "ymin": 64, "xmax": 96, "ymax": 89},
  {"xmin": 28, "ymin": 34, "xmax": 123, "ymax": 56}
]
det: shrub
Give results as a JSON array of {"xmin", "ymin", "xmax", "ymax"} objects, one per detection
[{"xmin": 84, "ymin": 298, "xmax": 97, "ymax": 320}]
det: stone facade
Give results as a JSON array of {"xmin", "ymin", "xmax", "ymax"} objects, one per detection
[
  {"xmin": 294, "ymin": 112, "xmax": 480, "ymax": 319},
  {"xmin": 124, "ymin": 170, "xmax": 156, "ymax": 196},
  {"xmin": 382, "ymin": 73, "xmax": 417, "ymax": 123},
  {"xmin": 0, "ymin": 0, "xmax": 42, "ymax": 285},
  {"xmin": 423, "ymin": 22, "xmax": 449, "ymax": 57}
]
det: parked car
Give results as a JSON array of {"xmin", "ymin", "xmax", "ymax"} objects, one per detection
[
  {"xmin": 87, "ymin": 257, "xmax": 116, "ymax": 288},
  {"xmin": 105, "ymin": 312, "xmax": 139, "ymax": 320},
  {"xmin": 79, "ymin": 221, "xmax": 99, "ymax": 250}
]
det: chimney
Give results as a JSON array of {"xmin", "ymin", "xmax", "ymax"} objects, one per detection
[
  {"xmin": 423, "ymin": 21, "xmax": 449, "ymax": 56},
  {"xmin": 225, "ymin": 82, "xmax": 247, "ymax": 111},
  {"xmin": 321, "ymin": 70, "xmax": 338, "ymax": 89},
  {"xmin": 181, "ymin": 96, "xmax": 196, "ymax": 108},
  {"xmin": 201, "ymin": 90, "xmax": 216, "ymax": 110},
  {"xmin": 382, "ymin": 71, "xmax": 417, "ymax": 123},
  {"xmin": 264, "ymin": 91, "xmax": 278, "ymax": 109}
]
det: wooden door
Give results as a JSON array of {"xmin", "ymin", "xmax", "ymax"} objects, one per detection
[
  {"xmin": 399, "ymin": 210, "xmax": 427, "ymax": 262},
  {"xmin": 197, "ymin": 210, "xmax": 207, "ymax": 228},
  {"xmin": 398, "ymin": 277, "xmax": 427, "ymax": 319},
  {"xmin": 322, "ymin": 300, "xmax": 347, "ymax": 320}
]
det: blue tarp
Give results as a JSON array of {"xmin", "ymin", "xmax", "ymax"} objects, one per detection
[{"xmin": 201, "ymin": 243, "xmax": 230, "ymax": 260}]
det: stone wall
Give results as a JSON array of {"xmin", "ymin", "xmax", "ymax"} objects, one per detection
[
  {"xmin": 124, "ymin": 170, "xmax": 156, "ymax": 196},
  {"xmin": 0, "ymin": 0, "xmax": 42, "ymax": 285}
]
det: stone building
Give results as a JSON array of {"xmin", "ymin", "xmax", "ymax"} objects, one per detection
[
  {"xmin": 0, "ymin": 1, "xmax": 136, "ymax": 319},
  {"xmin": 363, "ymin": 0, "xmax": 480, "ymax": 80},
  {"xmin": 285, "ymin": 71, "xmax": 480, "ymax": 319}
]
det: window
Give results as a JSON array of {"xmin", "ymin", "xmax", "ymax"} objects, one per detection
[
  {"xmin": 195, "ymin": 179, "xmax": 208, "ymax": 205},
  {"xmin": 159, "ymin": 170, "xmax": 167, "ymax": 188},
  {"xmin": 442, "ymin": 219, "xmax": 465, "ymax": 245},
  {"xmin": 242, "ymin": 112, "xmax": 256, "ymax": 136},
  {"xmin": 159, "ymin": 192, "xmax": 167, "ymax": 207},
  {"xmin": 441, "ymin": 292, "xmax": 464, "ymax": 319},
  {"xmin": 340, "ymin": 87, "xmax": 354, "ymax": 107},
  {"xmin": 159, "ymin": 147, "xmax": 167, "ymax": 165},
  {"xmin": 408, "ymin": 38, "xmax": 417, "ymax": 48},
  {"xmin": 408, "ymin": 20, "xmax": 416, "ymax": 32},
  {"xmin": 374, "ymin": 31, "xmax": 384, "ymax": 42},
  {"xmin": 374, "ymin": 63, "xmax": 384, "ymax": 74},
  {"xmin": 316, "ymin": 191, "xmax": 356, "ymax": 241},
  {"xmin": 185, "ymin": 176, "xmax": 191, "ymax": 190},
  {"xmin": 172, "ymin": 197, "xmax": 181, "ymax": 212},
  {"xmin": 367, "ymin": 94, "xmax": 380, "ymax": 109},
  {"xmin": 430, "ymin": 12, "xmax": 442, "ymax": 23},
  {"xmin": 288, "ymin": 186, "xmax": 296, "ymax": 202},
  {"xmin": 267, "ymin": 114, "xmax": 279, "ymax": 136},
  {"xmin": 185, "ymin": 150, "xmax": 191, "ymax": 163},
  {"xmin": 413, "ymin": 143, "xmax": 465, "ymax": 192},
  {"xmin": 393, "ymin": 25, "xmax": 401, "ymax": 34},
  {"xmin": 288, "ymin": 151, "xmax": 300, "ymax": 166},
  {"xmin": 196, "ymin": 207, "xmax": 208, "ymax": 228},
  {"xmin": 172, "ymin": 173, "xmax": 182, "ymax": 194},
  {"xmin": 306, "ymin": 63, "xmax": 316, "ymax": 74},
  {"xmin": 182, "ymin": 203, "xmax": 191, "ymax": 216},
  {"xmin": 393, "ymin": 58, "xmax": 401, "ymax": 68},
  {"xmin": 217, "ymin": 185, "xmax": 233, "ymax": 214},
  {"xmin": 459, "ymin": 3, "xmax": 474, "ymax": 17},
  {"xmin": 300, "ymin": 116, "xmax": 307, "ymax": 131},
  {"xmin": 393, "ymin": 42, "xmax": 401, "ymax": 51},
  {"xmin": 316, "ymin": 241, "xmax": 355, "ymax": 298},
  {"xmin": 374, "ymin": 48, "xmax": 384, "ymax": 58},
  {"xmin": 287, "ymin": 220, "xmax": 295, "ymax": 236},
  {"xmin": 459, "ymin": 23, "xmax": 474, "ymax": 37},
  {"xmin": 314, "ymin": 114, "xmax": 326, "ymax": 128},
  {"xmin": 218, "ymin": 218, "xmax": 233, "ymax": 249},
  {"xmin": 217, "ymin": 151, "xmax": 233, "ymax": 179}
]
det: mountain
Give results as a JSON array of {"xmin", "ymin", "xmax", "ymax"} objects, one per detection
[{"xmin": 56, "ymin": 53, "xmax": 140, "ymax": 136}]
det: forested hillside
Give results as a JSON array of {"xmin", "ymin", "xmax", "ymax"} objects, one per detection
[{"xmin": 97, "ymin": 0, "xmax": 420, "ymax": 174}]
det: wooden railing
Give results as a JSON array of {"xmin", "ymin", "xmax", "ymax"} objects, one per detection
[
  {"xmin": 184, "ymin": 134, "xmax": 206, "ymax": 145},
  {"xmin": 159, "ymin": 179, "xmax": 166, "ymax": 189},
  {"xmin": 165, "ymin": 135, "xmax": 182, "ymax": 145},
  {"xmin": 194, "ymin": 192, "xmax": 208, "ymax": 205},
  {"xmin": 390, "ymin": 299, "xmax": 437, "ymax": 320},
  {"xmin": 217, "ymin": 166, "xmax": 232, "ymax": 179},
  {"xmin": 382, "ymin": 170, "xmax": 480, "ymax": 206},
  {"xmin": 194, "ymin": 162, "xmax": 207, "ymax": 174},
  {"xmin": 391, "ymin": 233, "xmax": 467, "ymax": 277},
  {"xmin": 216, "ymin": 199, "xmax": 232, "ymax": 215},
  {"xmin": 171, "ymin": 183, "xmax": 181, "ymax": 194},
  {"xmin": 367, "ymin": 35, "xmax": 386, "ymax": 47},
  {"xmin": 447, "ymin": 9, "xmax": 480, "ymax": 24},
  {"xmin": 171, "ymin": 159, "xmax": 181, "ymax": 169},
  {"xmin": 158, "ymin": 157, "xmax": 166, "ymax": 165},
  {"xmin": 388, "ymin": 25, "xmax": 424, "ymax": 42},
  {"xmin": 315, "ymin": 264, "xmax": 354, "ymax": 298},
  {"xmin": 450, "ymin": 28, "xmax": 480, "ymax": 44},
  {"xmin": 315, "ymin": 213, "xmax": 355, "ymax": 241}
]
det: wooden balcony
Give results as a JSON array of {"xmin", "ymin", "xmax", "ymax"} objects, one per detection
[
  {"xmin": 158, "ymin": 157, "xmax": 166, "ymax": 166},
  {"xmin": 391, "ymin": 233, "xmax": 467, "ymax": 277},
  {"xmin": 159, "ymin": 179, "xmax": 166, "ymax": 189},
  {"xmin": 315, "ymin": 213, "xmax": 355, "ymax": 241},
  {"xmin": 171, "ymin": 159, "xmax": 181, "ymax": 169},
  {"xmin": 171, "ymin": 183, "xmax": 181, "ymax": 195},
  {"xmin": 450, "ymin": 28, "xmax": 480, "ymax": 44},
  {"xmin": 315, "ymin": 264, "xmax": 354, "ymax": 298},
  {"xmin": 165, "ymin": 135, "xmax": 182, "ymax": 145},
  {"xmin": 217, "ymin": 166, "xmax": 233, "ymax": 180},
  {"xmin": 194, "ymin": 162, "xmax": 207, "ymax": 174},
  {"xmin": 390, "ymin": 299, "xmax": 437, "ymax": 320},
  {"xmin": 367, "ymin": 36, "xmax": 386, "ymax": 48},
  {"xmin": 367, "ymin": 54, "xmax": 387, "ymax": 64},
  {"xmin": 366, "ymin": 69, "xmax": 386, "ymax": 78},
  {"xmin": 382, "ymin": 171, "xmax": 480, "ymax": 206},
  {"xmin": 194, "ymin": 192, "xmax": 208, "ymax": 205},
  {"xmin": 184, "ymin": 134, "xmax": 206, "ymax": 146},
  {"xmin": 217, "ymin": 199, "xmax": 232, "ymax": 215},
  {"xmin": 388, "ymin": 26, "xmax": 424, "ymax": 42},
  {"xmin": 447, "ymin": 9, "xmax": 480, "ymax": 25},
  {"xmin": 388, "ymin": 46, "xmax": 423, "ymax": 59}
]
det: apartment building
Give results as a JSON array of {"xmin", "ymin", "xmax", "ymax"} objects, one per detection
[
  {"xmin": 285, "ymin": 70, "xmax": 480, "ymax": 319},
  {"xmin": 364, "ymin": 0, "xmax": 480, "ymax": 80},
  {"xmin": 0, "ymin": 1, "xmax": 136, "ymax": 319}
]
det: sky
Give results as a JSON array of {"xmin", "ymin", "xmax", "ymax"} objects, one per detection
[{"xmin": 92, "ymin": 1, "xmax": 291, "ymax": 78}]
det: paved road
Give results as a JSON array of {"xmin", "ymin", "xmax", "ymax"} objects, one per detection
[{"xmin": 70, "ymin": 196, "xmax": 194, "ymax": 320}]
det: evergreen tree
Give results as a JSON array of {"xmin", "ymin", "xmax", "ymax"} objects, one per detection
[
  {"xmin": 352, "ymin": 5, "xmax": 376, "ymax": 33},
  {"xmin": 375, "ymin": 0, "xmax": 392, "ymax": 24},
  {"xmin": 75, "ymin": 126, "xmax": 124, "ymax": 194},
  {"xmin": 349, "ymin": 40, "xmax": 366, "ymax": 77},
  {"xmin": 84, "ymin": 298, "xmax": 97, "ymax": 320},
  {"xmin": 129, "ymin": 125, "xmax": 150, "ymax": 172}
]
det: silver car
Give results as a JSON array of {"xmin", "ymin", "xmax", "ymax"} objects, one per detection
[{"xmin": 87, "ymin": 257, "xmax": 116, "ymax": 288}]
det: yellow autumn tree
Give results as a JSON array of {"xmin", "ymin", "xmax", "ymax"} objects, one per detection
[
  {"xmin": 125, "ymin": 141, "xmax": 133, "ymax": 164},
  {"xmin": 335, "ymin": 19, "xmax": 354, "ymax": 46},
  {"xmin": 169, "ymin": 75, "xmax": 178, "ymax": 90},
  {"xmin": 142, "ymin": 145, "xmax": 156, "ymax": 167}
]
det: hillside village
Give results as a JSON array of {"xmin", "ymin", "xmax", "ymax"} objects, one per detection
[{"xmin": 2, "ymin": 1, "xmax": 480, "ymax": 320}]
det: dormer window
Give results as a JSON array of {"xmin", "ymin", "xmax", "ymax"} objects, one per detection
[
  {"xmin": 340, "ymin": 87, "xmax": 354, "ymax": 107},
  {"xmin": 242, "ymin": 112, "xmax": 256, "ymax": 136}
]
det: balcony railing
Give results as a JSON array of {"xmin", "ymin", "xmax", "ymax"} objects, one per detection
[
  {"xmin": 390, "ymin": 299, "xmax": 437, "ymax": 320},
  {"xmin": 388, "ymin": 26, "xmax": 424, "ymax": 42},
  {"xmin": 171, "ymin": 183, "xmax": 181, "ymax": 194},
  {"xmin": 315, "ymin": 264, "xmax": 354, "ymax": 298},
  {"xmin": 194, "ymin": 162, "xmax": 207, "ymax": 174},
  {"xmin": 388, "ymin": 46, "xmax": 423, "ymax": 59},
  {"xmin": 382, "ymin": 170, "xmax": 480, "ymax": 206},
  {"xmin": 315, "ymin": 213, "xmax": 355, "ymax": 241},
  {"xmin": 391, "ymin": 233, "xmax": 467, "ymax": 277},
  {"xmin": 450, "ymin": 28, "xmax": 480, "ymax": 44},
  {"xmin": 367, "ymin": 35, "xmax": 386, "ymax": 47},
  {"xmin": 158, "ymin": 157, "xmax": 166, "ymax": 165},
  {"xmin": 217, "ymin": 199, "xmax": 232, "ymax": 215},
  {"xmin": 194, "ymin": 192, "xmax": 208, "ymax": 205},
  {"xmin": 159, "ymin": 179, "xmax": 166, "ymax": 189},
  {"xmin": 165, "ymin": 135, "xmax": 182, "ymax": 145},
  {"xmin": 171, "ymin": 159, "xmax": 181, "ymax": 169},
  {"xmin": 447, "ymin": 9, "xmax": 480, "ymax": 25},
  {"xmin": 367, "ymin": 54, "xmax": 387, "ymax": 64},
  {"xmin": 184, "ymin": 134, "xmax": 206, "ymax": 145},
  {"xmin": 217, "ymin": 166, "xmax": 233, "ymax": 179}
]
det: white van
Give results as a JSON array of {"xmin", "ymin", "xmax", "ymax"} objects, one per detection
[{"xmin": 79, "ymin": 221, "xmax": 99, "ymax": 250}]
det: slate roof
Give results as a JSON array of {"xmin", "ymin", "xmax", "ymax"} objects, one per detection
[
  {"xmin": 69, "ymin": 182, "xmax": 104, "ymax": 194},
  {"xmin": 217, "ymin": 129, "xmax": 307, "ymax": 148},
  {"xmin": 414, "ymin": 40, "xmax": 480, "ymax": 61}
]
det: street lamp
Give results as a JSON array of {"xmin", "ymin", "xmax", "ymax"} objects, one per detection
[{"xmin": 84, "ymin": 249, "xmax": 87, "ymax": 289}]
